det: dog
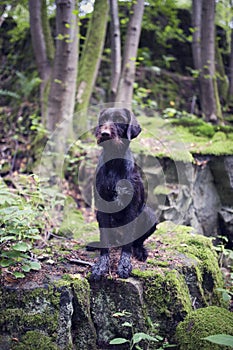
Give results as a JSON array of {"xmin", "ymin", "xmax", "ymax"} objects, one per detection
[{"xmin": 90, "ymin": 108, "xmax": 157, "ymax": 280}]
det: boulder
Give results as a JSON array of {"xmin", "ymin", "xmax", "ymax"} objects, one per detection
[
  {"xmin": 0, "ymin": 222, "xmax": 226, "ymax": 350},
  {"xmin": 175, "ymin": 306, "xmax": 233, "ymax": 350}
]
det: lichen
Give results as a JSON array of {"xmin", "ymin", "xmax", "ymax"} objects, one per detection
[{"xmin": 175, "ymin": 306, "xmax": 233, "ymax": 350}]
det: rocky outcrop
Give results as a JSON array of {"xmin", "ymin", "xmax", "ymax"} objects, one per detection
[
  {"xmin": 0, "ymin": 222, "xmax": 227, "ymax": 350},
  {"xmin": 137, "ymin": 155, "xmax": 233, "ymax": 244}
]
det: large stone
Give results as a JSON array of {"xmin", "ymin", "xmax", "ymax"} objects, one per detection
[
  {"xmin": 0, "ymin": 222, "xmax": 226, "ymax": 350},
  {"xmin": 176, "ymin": 306, "xmax": 233, "ymax": 350},
  {"xmin": 137, "ymin": 155, "xmax": 233, "ymax": 242}
]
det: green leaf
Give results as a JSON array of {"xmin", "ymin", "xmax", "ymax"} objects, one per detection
[
  {"xmin": 109, "ymin": 338, "xmax": 129, "ymax": 345},
  {"xmin": 203, "ymin": 334, "xmax": 233, "ymax": 346},
  {"xmin": 13, "ymin": 271, "xmax": 25, "ymax": 278},
  {"xmin": 12, "ymin": 242, "xmax": 30, "ymax": 252},
  {"xmin": 28, "ymin": 261, "xmax": 41, "ymax": 270},
  {"xmin": 22, "ymin": 264, "xmax": 31, "ymax": 272},
  {"xmin": 133, "ymin": 333, "xmax": 159, "ymax": 344},
  {"xmin": 0, "ymin": 259, "xmax": 14, "ymax": 267}
]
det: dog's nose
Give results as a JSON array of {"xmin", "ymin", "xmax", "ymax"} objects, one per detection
[{"xmin": 101, "ymin": 129, "xmax": 111, "ymax": 137}]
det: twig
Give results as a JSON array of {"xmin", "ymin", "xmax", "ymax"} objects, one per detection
[{"xmin": 66, "ymin": 257, "xmax": 94, "ymax": 267}]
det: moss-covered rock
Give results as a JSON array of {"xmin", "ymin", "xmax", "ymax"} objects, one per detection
[
  {"xmin": 90, "ymin": 278, "xmax": 147, "ymax": 348},
  {"xmin": 13, "ymin": 331, "xmax": 58, "ymax": 350},
  {"xmin": 0, "ymin": 276, "xmax": 96, "ymax": 350},
  {"xmin": 0, "ymin": 223, "xmax": 227, "ymax": 349},
  {"xmin": 175, "ymin": 306, "xmax": 233, "ymax": 350}
]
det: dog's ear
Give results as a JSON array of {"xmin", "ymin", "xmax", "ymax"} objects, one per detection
[{"xmin": 124, "ymin": 109, "xmax": 141, "ymax": 140}]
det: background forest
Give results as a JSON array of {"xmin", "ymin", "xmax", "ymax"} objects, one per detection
[
  {"xmin": 0, "ymin": 0, "xmax": 233, "ymax": 287},
  {"xmin": 1, "ymin": 1, "xmax": 233, "ymax": 349}
]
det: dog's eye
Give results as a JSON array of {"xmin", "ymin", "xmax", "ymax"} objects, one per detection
[{"xmin": 114, "ymin": 116, "xmax": 125, "ymax": 124}]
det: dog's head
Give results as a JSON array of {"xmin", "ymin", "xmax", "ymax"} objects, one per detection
[{"xmin": 95, "ymin": 108, "xmax": 141, "ymax": 146}]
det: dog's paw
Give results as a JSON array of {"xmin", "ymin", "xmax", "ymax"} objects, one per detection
[
  {"xmin": 90, "ymin": 255, "xmax": 110, "ymax": 281},
  {"xmin": 133, "ymin": 245, "xmax": 148, "ymax": 262},
  {"xmin": 118, "ymin": 254, "xmax": 132, "ymax": 279}
]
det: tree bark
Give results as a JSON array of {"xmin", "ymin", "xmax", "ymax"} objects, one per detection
[
  {"xmin": 192, "ymin": 0, "xmax": 202, "ymax": 72},
  {"xmin": 75, "ymin": 0, "xmax": 109, "ymax": 133},
  {"xmin": 115, "ymin": 0, "xmax": 144, "ymax": 108},
  {"xmin": 29, "ymin": 0, "xmax": 51, "ymax": 122},
  {"xmin": 228, "ymin": 26, "xmax": 233, "ymax": 103},
  {"xmin": 200, "ymin": 0, "xmax": 220, "ymax": 122},
  {"xmin": 109, "ymin": 0, "xmax": 121, "ymax": 102},
  {"xmin": 47, "ymin": 0, "xmax": 78, "ymax": 133}
]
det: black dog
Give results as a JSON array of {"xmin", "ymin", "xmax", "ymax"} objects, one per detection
[{"xmin": 91, "ymin": 108, "xmax": 157, "ymax": 280}]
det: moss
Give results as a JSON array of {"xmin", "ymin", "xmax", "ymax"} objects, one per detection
[
  {"xmin": 0, "ymin": 286, "xmax": 60, "ymax": 339},
  {"xmin": 13, "ymin": 331, "xmax": 58, "ymax": 350},
  {"xmin": 66, "ymin": 275, "xmax": 97, "ymax": 349},
  {"xmin": 59, "ymin": 196, "xmax": 99, "ymax": 241},
  {"xmin": 132, "ymin": 114, "xmax": 233, "ymax": 158},
  {"xmin": 132, "ymin": 267, "xmax": 192, "ymax": 339},
  {"xmin": 176, "ymin": 306, "xmax": 233, "ymax": 350},
  {"xmin": 155, "ymin": 222, "xmax": 224, "ymax": 306}
]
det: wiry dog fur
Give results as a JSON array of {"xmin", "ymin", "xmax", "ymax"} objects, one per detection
[{"xmin": 91, "ymin": 108, "xmax": 157, "ymax": 280}]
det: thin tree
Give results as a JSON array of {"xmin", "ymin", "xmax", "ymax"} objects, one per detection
[
  {"xmin": 228, "ymin": 6, "xmax": 233, "ymax": 104},
  {"xmin": 29, "ymin": 0, "xmax": 78, "ymax": 133},
  {"xmin": 109, "ymin": 0, "xmax": 121, "ymax": 102},
  {"xmin": 75, "ymin": 0, "xmax": 109, "ymax": 132},
  {"xmin": 192, "ymin": 0, "xmax": 222, "ymax": 123},
  {"xmin": 115, "ymin": 0, "xmax": 144, "ymax": 107},
  {"xmin": 47, "ymin": 0, "xmax": 78, "ymax": 133},
  {"xmin": 29, "ymin": 0, "xmax": 53, "ymax": 124}
]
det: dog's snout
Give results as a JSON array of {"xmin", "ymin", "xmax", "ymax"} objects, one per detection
[
  {"xmin": 101, "ymin": 129, "xmax": 111, "ymax": 136},
  {"xmin": 100, "ymin": 124, "xmax": 112, "ymax": 137}
]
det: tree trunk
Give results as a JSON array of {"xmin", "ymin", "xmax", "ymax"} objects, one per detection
[
  {"xmin": 199, "ymin": 0, "xmax": 222, "ymax": 123},
  {"xmin": 215, "ymin": 38, "xmax": 229, "ymax": 104},
  {"xmin": 109, "ymin": 0, "xmax": 121, "ymax": 102},
  {"xmin": 75, "ymin": 0, "xmax": 109, "ymax": 133},
  {"xmin": 191, "ymin": 0, "xmax": 202, "ymax": 72},
  {"xmin": 47, "ymin": 0, "xmax": 78, "ymax": 133},
  {"xmin": 41, "ymin": 0, "xmax": 55, "ymax": 63},
  {"xmin": 29, "ymin": 0, "xmax": 52, "ymax": 123},
  {"xmin": 115, "ymin": 0, "xmax": 144, "ymax": 108},
  {"xmin": 228, "ymin": 26, "xmax": 233, "ymax": 104}
]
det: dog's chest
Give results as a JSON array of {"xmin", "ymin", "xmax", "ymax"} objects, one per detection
[{"xmin": 95, "ymin": 160, "xmax": 133, "ymax": 202}]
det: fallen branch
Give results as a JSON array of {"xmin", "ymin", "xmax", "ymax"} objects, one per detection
[{"xmin": 66, "ymin": 257, "xmax": 94, "ymax": 267}]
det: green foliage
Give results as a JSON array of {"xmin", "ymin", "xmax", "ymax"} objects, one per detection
[
  {"xmin": 133, "ymin": 83, "xmax": 157, "ymax": 113},
  {"xmin": 7, "ymin": 3, "xmax": 30, "ymax": 43},
  {"xmin": 203, "ymin": 334, "xmax": 233, "ymax": 347},
  {"xmin": 0, "ymin": 175, "xmax": 45, "ymax": 278},
  {"xmin": 143, "ymin": 0, "xmax": 184, "ymax": 47},
  {"xmin": 109, "ymin": 310, "xmax": 173, "ymax": 350},
  {"xmin": 15, "ymin": 71, "xmax": 41, "ymax": 100}
]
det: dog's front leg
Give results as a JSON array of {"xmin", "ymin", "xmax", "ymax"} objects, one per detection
[
  {"xmin": 91, "ymin": 248, "xmax": 110, "ymax": 281},
  {"xmin": 118, "ymin": 244, "xmax": 132, "ymax": 279}
]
